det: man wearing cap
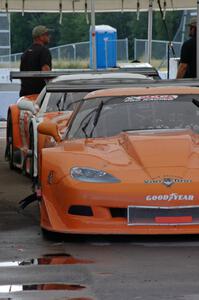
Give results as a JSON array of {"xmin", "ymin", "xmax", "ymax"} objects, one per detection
[
  {"xmin": 19, "ymin": 25, "xmax": 52, "ymax": 96},
  {"xmin": 177, "ymin": 17, "xmax": 197, "ymax": 79}
]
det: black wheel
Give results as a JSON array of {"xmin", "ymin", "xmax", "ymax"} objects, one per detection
[
  {"xmin": 29, "ymin": 125, "xmax": 35, "ymax": 179},
  {"xmin": 5, "ymin": 112, "xmax": 14, "ymax": 169}
]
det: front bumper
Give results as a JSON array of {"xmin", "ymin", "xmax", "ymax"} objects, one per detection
[{"xmin": 40, "ymin": 181, "xmax": 199, "ymax": 235}]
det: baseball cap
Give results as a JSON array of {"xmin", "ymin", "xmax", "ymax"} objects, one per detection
[
  {"xmin": 32, "ymin": 25, "xmax": 51, "ymax": 38},
  {"xmin": 187, "ymin": 17, "xmax": 197, "ymax": 27}
]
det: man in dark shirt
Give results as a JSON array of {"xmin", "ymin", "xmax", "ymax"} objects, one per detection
[
  {"xmin": 20, "ymin": 25, "xmax": 52, "ymax": 96},
  {"xmin": 177, "ymin": 18, "xmax": 196, "ymax": 78}
]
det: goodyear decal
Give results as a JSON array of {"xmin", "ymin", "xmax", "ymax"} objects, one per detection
[{"xmin": 146, "ymin": 194, "xmax": 194, "ymax": 201}]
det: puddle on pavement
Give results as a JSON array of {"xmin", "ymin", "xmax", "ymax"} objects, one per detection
[
  {"xmin": 0, "ymin": 254, "xmax": 91, "ymax": 294},
  {"xmin": 0, "ymin": 253, "xmax": 94, "ymax": 267},
  {"xmin": 0, "ymin": 298, "xmax": 93, "ymax": 300},
  {"xmin": 0, "ymin": 284, "xmax": 85, "ymax": 293},
  {"xmin": 68, "ymin": 298, "xmax": 93, "ymax": 300},
  {"xmin": 0, "ymin": 297, "xmax": 94, "ymax": 300}
]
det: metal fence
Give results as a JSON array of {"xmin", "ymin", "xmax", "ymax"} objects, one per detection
[
  {"xmin": 0, "ymin": 38, "xmax": 129, "ymax": 66},
  {"xmin": 50, "ymin": 41, "xmax": 90, "ymax": 61},
  {"xmin": 134, "ymin": 38, "xmax": 182, "ymax": 68}
]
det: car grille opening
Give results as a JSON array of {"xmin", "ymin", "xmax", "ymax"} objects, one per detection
[
  {"xmin": 110, "ymin": 208, "xmax": 127, "ymax": 218},
  {"xmin": 68, "ymin": 205, "xmax": 93, "ymax": 216}
]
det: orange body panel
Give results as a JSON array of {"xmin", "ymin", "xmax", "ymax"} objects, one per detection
[
  {"xmin": 37, "ymin": 111, "xmax": 73, "ymax": 177},
  {"xmin": 9, "ymin": 94, "xmax": 38, "ymax": 150},
  {"xmin": 85, "ymin": 86, "xmax": 199, "ymax": 99},
  {"xmin": 9, "ymin": 104, "xmax": 21, "ymax": 150},
  {"xmin": 40, "ymin": 131, "xmax": 199, "ymax": 235}
]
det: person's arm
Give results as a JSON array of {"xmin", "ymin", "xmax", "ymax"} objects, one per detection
[
  {"xmin": 176, "ymin": 63, "xmax": 188, "ymax": 79},
  {"xmin": 40, "ymin": 47, "xmax": 52, "ymax": 71},
  {"xmin": 176, "ymin": 40, "xmax": 190, "ymax": 79},
  {"xmin": 41, "ymin": 64, "xmax": 51, "ymax": 71}
]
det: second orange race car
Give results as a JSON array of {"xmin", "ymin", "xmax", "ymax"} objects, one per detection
[{"xmin": 5, "ymin": 71, "xmax": 151, "ymax": 181}]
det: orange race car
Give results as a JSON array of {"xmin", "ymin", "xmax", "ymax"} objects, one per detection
[
  {"xmin": 6, "ymin": 71, "xmax": 151, "ymax": 181},
  {"xmin": 36, "ymin": 83, "xmax": 199, "ymax": 235}
]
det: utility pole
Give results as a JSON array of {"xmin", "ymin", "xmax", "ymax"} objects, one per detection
[{"xmin": 91, "ymin": 0, "xmax": 96, "ymax": 69}]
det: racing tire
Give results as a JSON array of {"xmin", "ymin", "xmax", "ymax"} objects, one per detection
[
  {"xmin": 41, "ymin": 228, "xmax": 62, "ymax": 241},
  {"xmin": 29, "ymin": 125, "xmax": 35, "ymax": 180},
  {"xmin": 5, "ymin": 113, "xmax": 14, "ymax": 169}
]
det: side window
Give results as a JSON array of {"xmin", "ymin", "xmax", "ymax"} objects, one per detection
[
  {"xmin": 40, "ymin": 92, "xmax": 86, "ymax": 113},
  {"xmin": 46, "ymin": 92, "xmax": 65, "ymax": 112},
  {"xmin": 35, "ymin": 87, "xmax": 47, "ymax": 108},
  {"xmin": 39, "ymin": 92, "xmax": 51, "ymax": 113}
]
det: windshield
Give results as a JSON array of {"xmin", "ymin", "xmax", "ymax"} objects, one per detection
[
  {"xmin": 67, "ymin": 94, "xmax": 199, "ymax": 139},
  {"xmin": 40, "ymin": 92, "xmax": 87, "ymax": 113}
]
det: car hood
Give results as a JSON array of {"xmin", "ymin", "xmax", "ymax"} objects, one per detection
[
  {"xmin": 62, "ymin": 129, "xmax": 199, "ymax": 174},
  {"xmin": 119, "ymin": 129, "xmax": 199, "ymax": 168}
]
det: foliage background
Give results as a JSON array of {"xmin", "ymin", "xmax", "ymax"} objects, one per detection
[{"xmin": 11, "ymin": 10, "xmax": 183, "ymax": 59}]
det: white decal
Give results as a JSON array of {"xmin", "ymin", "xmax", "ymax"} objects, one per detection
[
  {"xmin": 124, "ymin": 95, "xmax": 178, "ymax": 103},
  {"xmin": 146, "ymin": 193, "xmax": 194, "ymax": 201},
  {"xmin": 144, "ymin": 178, "xmax": 192, "ymax": 187}
]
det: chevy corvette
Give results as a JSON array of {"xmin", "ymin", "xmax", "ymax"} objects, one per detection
[
  {"xmin": 37, "ymin": 85, "xmax": 199, "ymax": 234},
  {"xmin": 5, "ymin": 72, "xmax": 150, "ymax": 180}
]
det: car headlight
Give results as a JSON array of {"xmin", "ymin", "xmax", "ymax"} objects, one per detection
[{"xmin": 70, "ymin": 167, "xmax": 120, "ymax": 183}]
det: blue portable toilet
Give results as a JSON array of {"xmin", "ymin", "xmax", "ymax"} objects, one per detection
[{"xmin": 90, "ymin": 25, "xmax": 117, "ymax": 69}]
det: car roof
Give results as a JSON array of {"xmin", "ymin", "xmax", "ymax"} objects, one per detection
[
  {"xmin": 52, "ymin": 72, "xmax": 149, "ymax": 82},
  {"xmin": 84, "ymin": 86, "xmax": 199, "ymax": 99}
]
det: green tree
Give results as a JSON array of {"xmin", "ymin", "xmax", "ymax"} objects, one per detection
[
  {"xmin": 10, "ymin": 12, "xmax": 61, "ymax": 53},
  {"xmin": 10, "ymin": 10, "xmax": 183, "ymax": 58},
  {"xmin": 153, "ymin": 10, "xmax": 183, "ymax": 41},
  {"xmin": 59, "ymin": 13, "xmax": 89, "ymax": 44}
]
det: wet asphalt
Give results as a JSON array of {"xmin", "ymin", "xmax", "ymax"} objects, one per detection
[{"xmin": 1, "ymin": 130, "xmax": 199, "ymax": 300}]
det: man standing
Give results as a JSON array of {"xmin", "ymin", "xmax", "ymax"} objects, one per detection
[
  {"xmin": 20, "ymin": 25, "xmax": 52, "ymax": 96},
  {"xmin": 176, "ymin": 18, "xmax": 197, "ymax": 79}
]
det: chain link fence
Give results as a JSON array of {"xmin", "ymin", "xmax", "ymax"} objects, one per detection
[
  {"xmin": 0, "ymin": 38, "xmax": 129, "ymax": 68},
  {"xmin": 134, "ymin": 38, "xmax": 182, "ymax": 69},
  {"xmin": 50, "ymin": 41, "xmax": 90, "ymax": 61}
]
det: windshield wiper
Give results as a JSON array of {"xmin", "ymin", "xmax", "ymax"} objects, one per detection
[
  {"xmin": 89, "ymin": 101, "xmax": 104, "ymax": 138},
  {"xmin": 81, "ymin": 101, "xmax": 104, "ymax": 138},
  {"xmin": 82, "ymin": 115, "xmax": 93, "ymax": 138},
  {"xmin": 56, "ymin": 94, "xmax": 68, "ymax": 111},
  {"xmin": 56, "ymin": 98, "xmax": 62, "ymax": 111},
  {"xmin": 60, "ymin": 93, "xmax": 67, "ymax": 110},
  {"xmin": 192, "ymin": 98, "xmax": 199, "ymax": 108}
]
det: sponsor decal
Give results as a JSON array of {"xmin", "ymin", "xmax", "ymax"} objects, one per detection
[
  {"xmin": 146, "ymin": 193, "xmax": 194, "ymax": 201},
  {"xmin": 124, "ymin": 95, "xmax": 178, "ymax": 103},
  {"xmin": 144, "ymin": 177, "xmax": 192, "ymax": 187}
]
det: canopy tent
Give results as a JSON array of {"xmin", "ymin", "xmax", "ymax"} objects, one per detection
[
  {"xmin": 0, "ymin": 0, "xmax": 196, "ymax": 12},
  {"xmin": 0, "ymin": 0, "xmax": 198, "ymax": 74}
]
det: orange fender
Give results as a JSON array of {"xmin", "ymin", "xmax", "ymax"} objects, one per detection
[
  {"xmin": 9, "ymin": 94, "xmax": 38, "ymax": 150},
  {"xmin": 9, "ymin": 104, "xmax": 22, "ymax": 150}
]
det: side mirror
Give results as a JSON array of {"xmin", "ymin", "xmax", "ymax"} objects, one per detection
[
  {"xmin": 37, "ymin": 121, "xmax": 61, "ymax": 143},
  {"xmin": 17, "ymin": 99, "xmax": 37, "ymax": 114}
]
